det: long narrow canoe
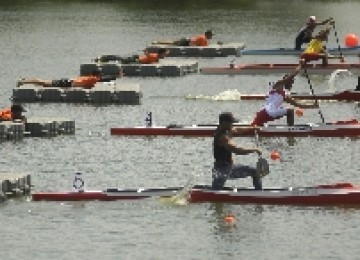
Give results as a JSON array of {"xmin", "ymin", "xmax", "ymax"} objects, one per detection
[
  {"xmin": 240, "ymin": 89, "xmax": 360, "ymax": 101},
  {"xmin": 200, "ymin": 63, "xmax": 360, "ymax": 76},
  {"xmin": 241, "ymin": 46, "xmax": 360, "ymax": 56},
  {"xmin": 32, "ymin": 183, "xmax": 360, "ymax": 206},
  {"xmin": 32, "ymin": 187, "xmax": 181, "ymax": 201},
  {"xmin": 110, "ymin": 119, "xmax": 360, "ymax": 138}
]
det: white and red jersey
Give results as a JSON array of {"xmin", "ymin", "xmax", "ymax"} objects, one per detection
[
  {"xmin": 251, "ymin": 87, "xmax": 289, "ymax": 126},
  {"xmin": 262, "ymin": 88, "xmax": 289, "ymax": 117}
]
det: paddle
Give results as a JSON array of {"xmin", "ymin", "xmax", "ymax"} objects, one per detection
[
  {"xmin": 159, "ymin": 175, "xmax": 194, "ymax": 206},
  {"xmin": 254, "ymin": 128, "xmax": 269, "ymax": 178},
  {"xmin": 332, "ymin": 22, "xmax": 345, "ymax": 62},
  {"xmin": 302, "ymin": 64, "xmax": 325, "ymax": 123}
]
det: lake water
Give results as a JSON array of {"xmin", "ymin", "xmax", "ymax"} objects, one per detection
[{"xmin": 1, "ymin": 0, "xmax": 360, "ymax": 259}]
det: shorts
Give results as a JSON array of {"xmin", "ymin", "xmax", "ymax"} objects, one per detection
[
  {"xmin": 251, "ymin": 108, "xmax": 285, "ymax": 126},
  {"xmin": 176, "ymin": 37, "xmax": 190, "ymax": 46},
  {"xmin": 52, "ymin": 78, "xmax": 72, "ymax": 88},
  {"xmin": 120, "ymin": 55, "xmax": 139, "ymax": 64},
  {"xmin": 212, "ymin": 163, "xmax": 261, "ymax": 190},
  {"xmin": 300, "ymin": 53, "xmax": 322, "ymax": 62}
]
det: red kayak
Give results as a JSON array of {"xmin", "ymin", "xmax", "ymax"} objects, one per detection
[
  {"xmin": 240, "ymin": 89, "xmax": 360, "ymax": 101},
  {"xmin": 32, "ymin": 183, "xmax": 360, "ymax": 206},
  {"xmin": 32, "ymin": 187, "xmax": 181, "ymax": 202},
  {"xmin": 110, "ymin": 119, "xmax": 360, "ymax": 138},
  {"xmin": 200, "ymin": 63, "xmax": 360, "ymax": 75}
]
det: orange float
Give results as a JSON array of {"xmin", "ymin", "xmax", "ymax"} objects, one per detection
[
  {"xmin": 270, "ymin": 150, "xmax": 280, "ymax": 160},
  {"xmin": 344, "ymin": 34, "xmax": 359, "ymax": 48},
  {"xmin": 295, "ymin": 108, "xmax": 304, "ymax": 117},
  {"xmin": 224, "ymin": 213, "xmax": 236, "ymax": 224}
]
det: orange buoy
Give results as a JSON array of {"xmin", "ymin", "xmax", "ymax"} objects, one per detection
[
  {"xmin": 295, "ymin": 108, "xmax": 304, "ymax": 117},
  {"xmin": 224, "ymin": 213, "xmax": 236, "ymax": 224},
  {"xmin": 344, "ymin": 34, "xmax": 359, "ymax": 48},
  {"xmin": 270, "ymin": 150, "xmax": 280, "ymax": 160}
]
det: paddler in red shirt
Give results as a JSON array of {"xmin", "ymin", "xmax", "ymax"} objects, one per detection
[
  {"xmin": 151, "ymin": 30, "xmax": 214, "ymax": 46},
  {"xmin": 16, "ymin": 68, "xmax": 123, "ymax": 89},
  {"xmin": 0, "ymin": 104, "xmax": 27, "ymax": 122},
  {"xmin": 137, "ymin": 48, "xmax": 170, "ymax": 64},
  {"xmin": 94, "ymin": 48, "xmax": 169, "ymax": 64}
]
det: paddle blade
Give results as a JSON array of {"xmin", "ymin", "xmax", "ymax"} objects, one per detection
[
  {"xmin": 256, "ymin": 157, "xmax": 270, "ymax": 178},
  {"xmin": 159, "ymin": 178, "xmax": 193, "ymax": 206}
]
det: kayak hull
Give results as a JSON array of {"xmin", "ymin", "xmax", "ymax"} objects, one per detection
[
  {"xmin": 200, "ymin": 63, "xmax": 360, "ymax": 75},
  {"xmin": 240, "ymin": 90, "xmax": 360, "ymax": 101},
  {"xmin": 110, "ymin": 120, "xmax": 360, "ymax": 138},
  {"xmin": 32, "ymin": 183, "xmax": 360, "ymax": 206},
  {"xmin": 241, "ymin": 46, "xmax": 360, "ymax": 56}
]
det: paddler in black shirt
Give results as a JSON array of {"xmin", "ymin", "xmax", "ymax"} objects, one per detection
[
  {"xmin": 212, "ymin": 112, "xmax": 262, "ymax": 190},
  {"xmin": 295, "ymin": 16, "xmax": 333, "ymax": 50}
]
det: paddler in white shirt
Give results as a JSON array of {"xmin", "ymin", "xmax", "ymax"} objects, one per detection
[{"xmin": 251, "ymin": 60, "xmax": 319, "ymax": 126}]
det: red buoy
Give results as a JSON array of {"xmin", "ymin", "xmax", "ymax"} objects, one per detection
[{"xmin": 344, "ymin": 34, "xmax": 359, "ymax": 48}]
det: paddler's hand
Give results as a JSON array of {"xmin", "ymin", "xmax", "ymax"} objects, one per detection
[
  {"xmin": 312, "ymin": 102, "xmax": 320, "ymax": 108},
  {"xmin": 118, "ymin": 68, "xmax": 125, "ymax": 78},
  {"xmin": 340, "ymin": 55, "xmax": 345, "ymax": 63},
  {"xmin": 299, "ymin": 59, "xmax": 306, "ymax": 67},
  {"xmin": 253, "ymin": 148, "xmax": 262, "ymax": 156}
]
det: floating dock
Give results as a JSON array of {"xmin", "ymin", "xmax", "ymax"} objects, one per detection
[
  {"xmin": 0, "ymin": 173, "xmax": 31, "ymax": 203},
  {"xmin": 12, "ymin": 82, "xmax": 141, "ymax": 105},
  {"xmin": 0, "ymin": 121, "xmax": 24, "ymax": 140},
  {"xmin": 145, "ymin": 42, "xmax": 246, "ymax": 57},
  {"xmin": 81, "ymin": 59, "xmax": 199, "ymax": 77},
  {"xmin": 26, "ymin": 117, "xmax": 75, "ymax": 137},
  {"xmin": 0, "ymin": 118, "xmax": 75, "ymax": 141}
]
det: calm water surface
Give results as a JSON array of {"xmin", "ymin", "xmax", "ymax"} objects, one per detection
[{"xmin": 1, "ymin": 0, "xmax": 360, "ymax": 259}]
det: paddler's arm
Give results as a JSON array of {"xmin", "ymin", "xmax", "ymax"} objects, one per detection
[
  {"xmin": 284, "ymin": 96, "xmax": 319, "ymax": 109},
  {"xmin": 219, "ymin": 135, "xmax": 262, "ymax": 156},
  {"xmin": 231, "ymin": 126, "xmax": 260, "ymax": 136},
  {"xmin": 274, "ymin": 63, "xmax": 302, "ymax": 87},
  {"xmin": 316, "ymin": 17, "xmax": 334, "ymax": 26}
]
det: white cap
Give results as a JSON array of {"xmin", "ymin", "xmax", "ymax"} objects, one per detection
[{"xmin": 309, "ymin": 16, "xmax": 316, "ymax": 22}]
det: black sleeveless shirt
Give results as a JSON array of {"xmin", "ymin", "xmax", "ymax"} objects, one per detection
[{"xmin": 213, "ymin": 127, "xmax": 232, "ymax": 166}]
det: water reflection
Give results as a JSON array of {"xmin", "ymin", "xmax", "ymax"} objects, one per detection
[{"xmin": 208, "ymin": 203, "xmax": 265, "ymax": 237}]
